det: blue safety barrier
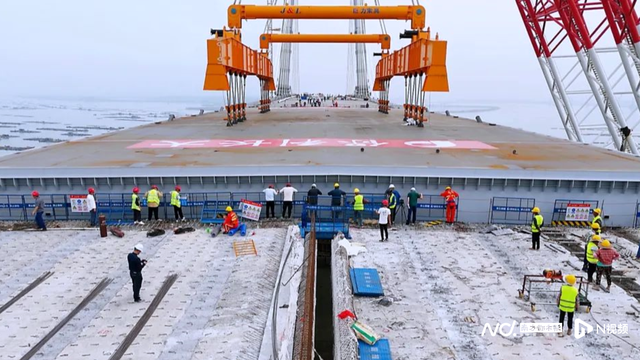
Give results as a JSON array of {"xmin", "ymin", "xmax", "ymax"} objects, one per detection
[
  {"xmin": 490, "ymin": 197, "xmax": 535, "ymax": 225},
  {"xmin": 300, "ymin": 197, "xmax": 350, "ymax": 239},
  {"xmin": 635, "ymin": 202, "xmax": 640, "ymax": 228},
  {"xmin": 97, "ymin": 194, "xmax": 133, "ymax": 225},
  {"xmin": 0, "ymin": 194, "xmax": 27, "ymax": 221},
  {"xmin": 200, "ymin": 193, "xmax": 233, "ymax": 224},
  {"xmin": 552, "ymin": 199, "xmax": 599, "ymax": 223},
  {"xmin": 350, "ymin": 268, "xmax": 384, "ymax": 297},
  {"xmin": 358, "ymin": 339, "xmax": 392, "ymax": 360}
]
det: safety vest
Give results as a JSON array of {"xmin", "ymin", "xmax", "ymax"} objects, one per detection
[
  {"xmin": 389, "ymin": 193, "xmax": 397, "ymax": 209},
  {"xmin": 147, "ymin": 189, "xmax": 159, "ymax": 204},
  {"xmin": 354, "ymin": 195, "xmax": 364, "ymax": 211},
  {"xmin": 531, "ymin": 214, "xmax": 543, "ymax": 233},
  {"xmin": 171, "ymin": 191, "xmax": 181, "ymax": 208},
  {"xmin": 558, "ymin": 285, "xmax": 578, "ymax": 313},
  {"xmin": 586, "ymin": 241, "xmax": 598, "ymax": 264},
  {"xmin": 592, "ymin": 216, "xmax": 602, "ymax": 234},
  {"xmin": 131, "ymin": 193, "xmax": 140, "ymax": 211}
]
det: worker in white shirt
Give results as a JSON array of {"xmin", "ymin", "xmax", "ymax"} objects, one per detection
[
  {"xmin": 280, "ymin": 183, "xmax": 298, "ymax": 219},
  {"xmin": 87, "ymin": 187, "xmax": 97, "ymax": 227},
  {"xmin": 263, "ymin": 185, "xmax": 278, "ymax": 219}
]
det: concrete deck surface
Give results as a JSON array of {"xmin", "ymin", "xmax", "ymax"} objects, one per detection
[{"xmin": 0, "ymin": 227, "xmax": 288, "ymax": 360}]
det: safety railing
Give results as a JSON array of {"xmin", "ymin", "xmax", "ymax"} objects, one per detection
[
  {"xmin": 490, "ymin": 197, "xmax": 535, "ymax": 225},
  {"xmin": 635, "ymin": 201, "xmax": 640, "ymax": 228},
  {"xmin": 0, "ymin": 194, "xmax": 27, "ymax": 221}
]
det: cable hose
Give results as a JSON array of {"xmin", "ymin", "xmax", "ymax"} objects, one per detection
[{"xmin": 588, "ymin": 312, "xmax": 640, "ymax": 350}]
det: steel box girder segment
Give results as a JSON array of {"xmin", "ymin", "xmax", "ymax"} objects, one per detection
[
  {"xmin": 229, "ymin": 4, "xmax": 426, "ymax": 30},
  {"xmin": 373, "ymin": 38, "xmax": 449, "ymax": 92},
  {"xmin": 516, "ymin": 0, "xmax": 584, "ymax": 142},
  {"xmin": 204, "ymin": 36, "xmax": 276, "ymax": 91},
  {"xmin": 553, "ymin": 0, "xmax": 638, "ymax": 154},
  {"xmin": 259, "ymin": 33, "xmax": 392, "ymax": 50}
]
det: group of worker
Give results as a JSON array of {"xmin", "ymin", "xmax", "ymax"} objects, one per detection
[
  {"xmin": 31, "ymin": 188, "xmax": 97, "ymax": 231},
  {"xmin": 530, "ymin": 207, "xmax": 622, "ymax": 336}
]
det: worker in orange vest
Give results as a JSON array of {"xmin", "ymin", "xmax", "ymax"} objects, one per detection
[
  {"xmin": 440, "ymin": 186, "xmax": 459, "ymax": 223},
  {"xmin": 222, "ymin": 206, "xmax": 239, "ymax": 234}
]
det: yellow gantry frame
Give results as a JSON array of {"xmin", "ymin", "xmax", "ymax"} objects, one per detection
[
  {"xmin": 229, "ymin": 5, "xmax": 426, "ymax": 30},
  {"xmin": 259, "ymin": 33, "xmax": 392, "ymax": 50}
]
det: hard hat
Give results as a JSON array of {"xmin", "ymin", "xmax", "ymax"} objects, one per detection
[
  {"xmin": 593, "ymin": 208, "xmax": 601, "ymax": 214},
  {"xmin": 133, "ymin": 187, "xmax": 139, "ymax": 193},
  {"xmin": 226, "ymin": 206, "xmax": 233, "ymax": 212},
  {"xmin": 334, "ymin": 183, "xmax": 340, "ymax": 187},
  {"xmin": 311, "ymin": 184, "xmax": 317, "ymax": 188},
  {"xmin": 411, "ymin": 187, "xmax": 416, "ymax": 191},
  {"xmin": 354, "ymin": 188, "xmax": 360, "ymax": 193},
  {"xmin": 389, "ymin": 184, "xmax": 395, "ymax": 188},
  {"xmin": 445, "ymin": 186, "xmax": 451, "ymax": 190},
  {"xmin": 152, "ymin": 185, "xmax": 158, "ymax": 189},
  {"xmin": 268, "ymin": 184, "xmax": 274, "ymax": 188},
  {"xmin": 532, "ymin": 207, "xmax": 540, "ymax": 213},
  {"xmin": 31, "ymin": 191, "xmax": 39, "ymax": 197},
  {"xmin": 591, "ymin": 223, "xmax": 600, "ymax": 229},
  {"xmin": 88, "ymin": 187, "xmax": 95, "ymax": 194},
  {"xmin": 565, "ymin": 274, "xmax": 576, "ymax": 285},
  {"xmin": 382, "ymin": 200, "xmax": 389, "ymax": 206},
  {"xmin": 592, "ymin": 235, "xmax": 601, "ymax": 241},
  {"xmin": 601, "ymin": 239, "xmax": 611, "ymax": 248},
  {"xmin": 175, "ymin": 185, "xmax": 181, "ymax": 191},
  {"xmin": 286, "ymin": 183, "xmax": 291, "ymax": 186},
  {"xmin": 134, "ymin": 243, "xmax": 144, "ymax": 252}
]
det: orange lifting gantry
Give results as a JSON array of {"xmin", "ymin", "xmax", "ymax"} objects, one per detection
[
  {"xmin": 203, "ymin": 3, "xmax": 448, "ymax": 127},
  {"xmin": 228, "ymin": 4, "xmax": 426, "ymax": 30},
  {"xmin": 260, "ymin": 34, "xmax": 392, "ymax": 50}
]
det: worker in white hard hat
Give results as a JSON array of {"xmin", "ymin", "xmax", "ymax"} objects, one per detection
[
  {"xmin": 307, "ymin": 183, "xmax": 322, "ymax": 206},
  {"xmin": 406, "ymin": 187, "xmax": 423, "ymax": 225},
  {"xmin": 128, "ymin": 243, "xmax": 147, "ymax": 302},
  {"xmin": 387, "ymin": 184, "xmax": 401, "ymax": 228}
]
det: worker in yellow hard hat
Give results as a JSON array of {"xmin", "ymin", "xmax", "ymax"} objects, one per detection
[
  {"xmin": 222, "ymin": 206, "xmax": 239, "ymax": 234},
  {"xmin": 583, "ymin": 225, "xmax": 601, "ymax": 271},
  {"xmin": 531, "ymin": 207, "xmax": 544, "ymax": 250},
  {"xmin": 594, "ymin": 239, "xmax": 620, "ymax": 292},
  {"xmin": 440, "ymin": 186, "xmax": 459, "ymax": 224},
  {"xmin": 328, "ymin": 182, "xmax": 346, "ymax": 219},
  {"xmin": 557, "ymin": 274, "xmax": 579, "ymax": 337},
  {"xmin": 584, "ymin": 235, "xmax": 601, "ymax": 283},
  {"xmin": 591, "ymin": 208, "xmax": 603, "ymax": 234},
  {"xmin": 352, "ymin": 188, "xmax": 368, "ymax": 227}
]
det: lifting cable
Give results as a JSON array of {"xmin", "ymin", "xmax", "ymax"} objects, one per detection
[
  {"xmin": 402, "ymin": 73, "xmax": 426, "ymax": 127},
  {"xmin": 225, "ymin": 72, "xmax": 248, "ymax": 127}
]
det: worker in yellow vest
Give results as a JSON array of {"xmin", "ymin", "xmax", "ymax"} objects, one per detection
[
  {"xmin": 131, "ymin": 187, "xmax": 144, "ymax": 225},
  {"xmin": 144, "ymin": 185, "xmax": 163, "ymax": 221},
  {"xmin": 591, "ymin": 208, "xmax": 603, "ymax": 234},
  {"xmin": 531, "ymin": 207, "xmax": 544, "ymax": 250},
  {"xmin": 171, "ymin": 186, "xmax": 185, "ymax": 222},
  {"xmin": 557, "ymin": 274, "xmax": 579, "ymax": 337},
  {"xmin": 585, "ymin": 235, "xmax": 601, "ymax": 283},
  {"xmin": 352, "ymin": 188, "xmax": 368, "ymax": 227}
]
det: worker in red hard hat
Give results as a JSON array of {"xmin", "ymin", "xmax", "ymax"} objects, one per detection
[
  {"xmin": 222, "ymin": 206, "xmax": 239, "ymax": 234},
  {"xmin": 31, "ymin": 191, "xmax": 46, "ymax": 231},
  {"xmin": 170, "ymin": 186, "xmax": 185, "ymax": 222},
  {"xmin": 440, "ymin": 186, "xmax": 459, "ymax": 224},
  {"xmin": 145, "ymin": 186, "xmax": 163, "ymax": 221},
  {"xmin": 131, "ymin": 187, "xmax": 144, "ymax": 225},
  {"xmin": 87, "ymin": 188, "xmax": 97, "ymax": 227},
  {"xmin": 376, "ymin": 200, "xmax": 391, "ymax": 242}
]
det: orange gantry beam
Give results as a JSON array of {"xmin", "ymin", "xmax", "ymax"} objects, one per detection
[
  {"xmin": 229, "ymin": 4, "xmax": 426, "ymax": 30},
  {"xmin": 374, "ymin": 37, "xmax": 449, "ymax": 92},
  {"xmin": 259, "ymin": 33, "xmax": 391, "ymax": 50},
  {"xmin": 203, "ymin": 31, "xmax": 275, "ymax": 91}
]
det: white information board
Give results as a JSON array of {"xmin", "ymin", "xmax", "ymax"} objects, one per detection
[
  {"xmin": 565, "ymin": 203, "xmax": 591, "ymax": 221},
  {"xmin": 70, "ymin": 195, "xmax": 90, "ymax": 213},
  {"xmin": 240, "ymin": 200, "xmax": 262, "ymax": 221}
]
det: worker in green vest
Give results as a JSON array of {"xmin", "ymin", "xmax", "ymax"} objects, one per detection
[
  {"xmin": 557, "ymin": 274, "xmax": 579, "ymax": 337},
  {"xmin": 531, "ymin": 207, "xmax": 544, "ymax": 250},
  {"xmin": 584, "ymin": 235, "xmax": 600, "ymax": 282},
  {"xmin": 171, "ymin": 185, "xmax": 185, "ymax": 222},
  {"xmin": 145, "ymin": 185, "xmax": 163, "ymax": 221},
  {"xmin": 131, "ymin": 187, "xmax": 143, "ymax": 225},
  {"xmin": 352, "ymin": 188, "xmax": 368, "ymax": 227},
  {"xmin": 591, "ymin": 208, "xmax": 603, "ymax": 234}
]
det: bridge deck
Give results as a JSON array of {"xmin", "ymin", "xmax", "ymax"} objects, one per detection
[{"xmin": 0, "ymin": 103, "xmax": 639, "ymax": 180}]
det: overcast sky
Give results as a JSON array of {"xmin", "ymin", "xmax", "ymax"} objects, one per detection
[{"xmin": 0, "ymin": 0, "xmax": 584, "ymax": 103}]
